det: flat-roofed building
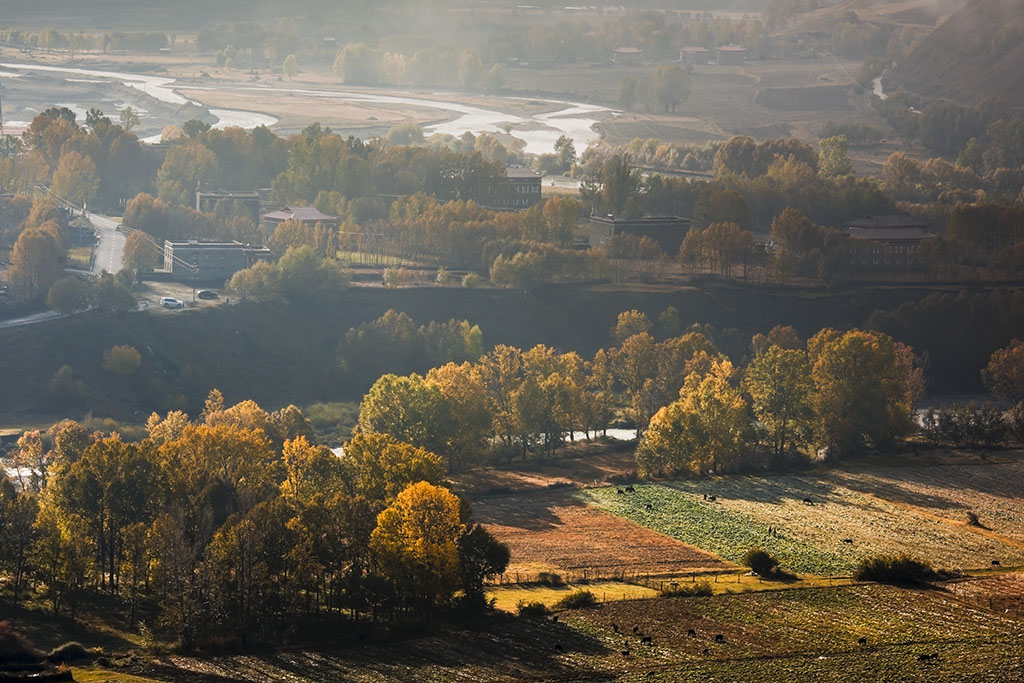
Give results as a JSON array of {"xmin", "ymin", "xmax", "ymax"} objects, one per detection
[
  {"xmin": 845, "ymin": 213, "xmax": 933, "ymax": 269},
  {"xmin": 589, "ymin": 215, "xmax": 691, "ymax": 254},
  {"xmin": 681, "ymin": 46, "xmax": 710, "ymax": 65},
  {"xmin": 163, "ymin": 240, "xmax": 247, "ymax": 282},
  {"xmin": 262, "ymin": 206, "xmax": 340, "ymax": 234},
  {"xmin": 717, "ymin": 44, "xmax": 746, "ymax": 65}
]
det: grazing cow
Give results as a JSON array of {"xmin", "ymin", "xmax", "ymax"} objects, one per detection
[
  {"xmin": 703, "ymin": 494, "xmax": 708, "ymax": 500},
  {"xmin": 687, "ymin": 629, "xmax": 697, "ymax": 637},
  {"xmin": 632, "ymin": 625, "xmax": 640, "ymax": 634},
  {"xmin": 617, "ymin": 489, "xmax": 624, "ymax": 495},
  {"xmin": 611, "ymin": 623, "xmax": 619, "ymax": 633},
  {"xmin": 714, "ymin": 634, "xmax": 725, "ymax": 643},
  {"xmin": 708, "ymin": 495, "xmax": 717, "ymax": 502},
  {"xmin": 625, "ymin": 485, "xmax": 636, "ymax": 493},
  {"xmin": 669, "ymin": 581, "xmax": 679, "ymax": 588},
  {"xmin": 621, "ymin": 649, "xmax": 631, "ymax": 657},
  {"xmin": 917, "ymin": 653, "xmax": 938, "ymax": 663},
  {"xmin": 701, "ymin": 648, "xmax": 710, "ymax": 655},
  {"xmin": 645, "ymin": 503, "xmax": 653, "ymax": 511},
  {"xmin": 842, "ymin": 538, "xmax": 854, "ymax": 544},
  {"xmin": 640, "ymin": 636, "xmax": 653, "ymax": 645},
  {"xmin": 555, "ymin": 643, "xmax": 563, "ymax": 652},
  {"xmin": 803, "ymin": 497, "xmax": 814, "ymax": 505},
  {"xmin": 858, "ymin": 637, "xmax": 867, "ymax": 646},
  {"xmin": 552, "ymin": 615, "xmax": 559, "ymax": 623},
  {"xmin": 992, "ymin": 560, "xmax": 1002, "ymax": 567}
]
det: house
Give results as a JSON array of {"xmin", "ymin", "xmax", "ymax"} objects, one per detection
[
  {"xmin": 492, "ymin": 166, "xmax": 543, "ymax": 211},
  {"xmin": 845, "ymin": 214, "xmax": 933, "ymax": 268},
  {"xmin": 262, "ymin": 206, "xmax": 339, "ymax": 234},
  {"xmin": 196, "ymin": 190, "xmax": 263, "ymax": 218},
  {"xmin": 717, "ymin": 45, "xmax": 746, "ymax": 65},
  {"xmin": 612, "ymin": 47, "xmax": 643, "ymax": 66},
  {"xmin": 163, "ymin": 240, "xmax": 247, "ymax": 282},
  {"xmin": 589, "ymin": 215, "xmax": 691, "ymax": 254},
  {"xmin": 680, "ymin": 46, "xmax": 709, "ymax": 65}
]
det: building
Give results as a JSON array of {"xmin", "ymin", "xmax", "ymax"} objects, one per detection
[
  {"xmin": 163, "ymin": 240, "xmax": 247, "ymax": 282},
  {"xmin": 612, "ymin": 47, "xmax": 643, "ymax": 66},
  {"xmin": 717, "ymin": 44, "xmax": 746, "ymax": 65},
  {"xmin": 493, "ymin": 166, "xmax": 543, "ymax": 211},
  {"xmin": 589, "ymin": 215, "xmax": 691, "ymax": 254},
  {"xmin": 680, "ymin": 46, "xmax": 710, "ymax": 65},
  {"xmin": 262, "ymin": 206, "xmax": 340, "ymax": 234},
  {"xmin": 845, "ymin": 214, "xmax": 933, "ymax": 269},
  {"xmin": 196, "ymin": 190, "xmax": 263, "ymax": 218}
]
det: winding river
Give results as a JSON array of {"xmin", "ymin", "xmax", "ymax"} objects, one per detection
[{"xmin": 0, "ymin": 61, "xmax": 612, "ymax": 154}]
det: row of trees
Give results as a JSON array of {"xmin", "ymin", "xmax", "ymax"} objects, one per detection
[{"xmin": 0, "ymin": 396, "xmax": 509, "ymax": 644}]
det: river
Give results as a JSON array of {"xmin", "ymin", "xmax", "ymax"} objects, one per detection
[{"xmin": 0, "ymin": 61, "xmax": 612, "ymax": 154}]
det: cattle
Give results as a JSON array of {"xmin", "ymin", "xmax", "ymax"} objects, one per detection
[
  {"xmin": 714, "ymin": 634, "xmax": 725, "ymax": 643},
  {"xmin": 917, "ymin": 653, "xmax": 938, "ymax": 663},
  {"xmin": 632, "ymin": 625, "xmax": 640, "ymax": 634},
  {"xmin": 625, "ymin": 485, "xmax": 636, "ymax": 493},
  {"xmin": 555, "ymin": 643, "xmax": 563, "ymax": 652},
  {"xmin": 803, "ymin": 497, "xmax": 814, "ymax": 505},
  {"xmin": 992, "ymin": 560, "xmax": 1002, "ymax": 567},
  {"xmin": 552, "ymin": 615, "xmax": 559, "ymax": 622},
  {"xmin": 687, "ymin": 629, "xmax": 697, "ymax": 637},
  {"xmin": 640, "ymin": 636, "xmax": 653, "ymax": 645},
  {"xmin": 645, "ymin": 503, "xmax": 653, "ymax": 511},
  {"xmin": 701, "ymin": 648, "xmax": 710, "ymax": 655},
  {"xmin": 708, "ymin": 495, "xmax": 717, "ymax": 502},
  {"xmin": 858, "ymin": 637, "xmax": 867, "ymax": 646},
  {"xmin": 703, "ymin": 494, "xmax": 707, "ymax": 500},
  {"xmin": 842, "ymin": 538, "xmax": 854, "ymax": 544},
  {"xmin": 617, "ymin": 488, "xmax": 624, "ymax": 495},
  {"xmin": 611, "ymin": 622, "xmax": 619, "ymax": 633},
  {"xmin": 621, "ymin": 649, "xmax": 631, "ymax": 657}
]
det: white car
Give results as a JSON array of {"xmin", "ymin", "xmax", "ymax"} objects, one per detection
[{"xmin": 160, "ymin": 297, "xmax": 184, "ymax": 309}]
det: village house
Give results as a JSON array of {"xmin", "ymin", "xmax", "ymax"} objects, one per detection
[
  {"xmin": 845, "ymin": 213, "xmax": 933, "ymax": 269},
  {"xmin": 261, "ymin": 205, "xmax": 340, "ymax": 235},
  {"xmin": 589, "ymin": 215, "xmax": 691, "ymax": 254}
]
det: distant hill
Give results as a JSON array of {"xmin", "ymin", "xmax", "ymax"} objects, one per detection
[{"xmin": 884, "ymin": 0, "xmax": 1024, "ymax": 108}]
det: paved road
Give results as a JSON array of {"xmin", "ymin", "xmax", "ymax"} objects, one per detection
[{"xmin": 89, "ymin": 213, "xmax": 126, "ymax": 274}]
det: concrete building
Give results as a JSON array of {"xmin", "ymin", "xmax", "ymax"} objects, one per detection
[
  {"xmin": 717, "ymin": 44, "xmax": 746, "ymax": 65},
  {"xmin": 494, "ymin": 166, "xmax": 543, "ymax": 211},
  {"xmin": 589, "ymin": 215, "xmax": 691, "ymax": 254},
  {"xmin": 262, "ymin": 206, "xmax": 340, "ymax": 234},
  {"xmin": 845, "ymin": 214, "xmax": 933, "ymax": 268},
  {"xmin": 612, "ymin": 46, "xmax": 643, "ymax": 66},
  {"xmin": 163, "ymin": 240, "xmax": 247, "ymax": 282},
  {"xmin": 680, "ymin": 46, "xmax": 710, "ymax": 65}
]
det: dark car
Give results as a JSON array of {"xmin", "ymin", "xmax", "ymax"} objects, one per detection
[{"xmin": 197, "ymin": 290, "xmax": 219, "ymax": 300}]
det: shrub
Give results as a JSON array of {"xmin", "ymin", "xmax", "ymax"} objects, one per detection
[
  {"xmin": 516, "ymin": 600, "xmax": 550, "ymax": 617},
  {"xmin": 462, "ymin": 272, "xmax": 483, "ymax": 288},
  {"xmin": 102, "ymin": 344, "xmax": 141, "ymax": 377},
  {"xmin": 661, "ymin": 580, "xmax": 713, "ymax": 597},
  {"xmin": 853, "ymin": 554, "xmax": 934, "ymax": 584},
  {"xmin": 536, "ymin": 571, "xmax": 565, "ymax": 587},
  {"xmin": 0, "ymin": 622, "xmax": 40, "ymax": 664},
  {"xmin": 553, "ymin": 589, "xmax": 598, "ymax": 609},
  {"xmin": 744, "ymin": 548, "xmax": 780, "ymax": 577},
  {"xmin": 46, "ymin": 641, "xmax": 91, "ymax": 663}
]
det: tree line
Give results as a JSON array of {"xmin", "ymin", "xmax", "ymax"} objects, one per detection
[{"xmin": 0, "ymin": 393, "xmax": 509, "ymax": 646}]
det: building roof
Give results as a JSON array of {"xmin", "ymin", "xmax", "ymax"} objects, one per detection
[
  {"xmin": 847, "ymin": 213, "xmax": 930, "ymax": 229},
  {"xmin": 506, "ymin": 166, "xmax": 543, "ymax": 179},
  {"xmin": 613, "ymin": 47, "xmax": 643, "ymax": 54},
  {"xmin": 262, "ymin": 206, "xmax": 339, "ymax": 223},
  {"xmin": 718, "ymin": 44, "xmax": 746, "ymax": 52},
  {"xmin": 682, "ymin": 46, "xmax": 709, "ymax": 53},
  {"xmin": 847, "ymin": 227, "xmax": 934, "ymax": 242}
]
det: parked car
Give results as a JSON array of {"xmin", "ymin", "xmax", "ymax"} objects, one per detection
[
  {"xmin": 160, "ymin": 297, "xmax": 184, "ymax": 309},
  {"xmin": 196, "ymin": 290, "xmax": 219, "ymax": 300}
]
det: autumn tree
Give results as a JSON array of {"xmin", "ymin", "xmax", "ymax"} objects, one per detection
[
  {"xmin": 52, "ymin": 151, "xmax": 100, "ymax": 207},
  {"xmin": 636, "ymin": 357, "xmax": 749, "ymax": 477},
  {"xmin": 102, "ymin": 345, "xmax": 141, "ymax": 377},
  {"xmin": 369, "ymin": 481, "xmax": 464, "ymax": 611},
  {"xmin": 46, "ymin": 277, "xmax": 89, "ymax": 316},
  {"xmin": 982, "ymin": 339, "xmax": 1024, "ymax": 404},
  {"xmin": 123, "ymin": 229, "xmax": 160, "ymax": 270},
  {"xmin": 339, "ymin": 432, "xmax": 444, "ymax": 502},
  {"xmin": 612, "ymin": 309, "xmax": 653, "ymax": 343},
  {"xmin": 8, "ymin": 228, "xmax": 62, "ymax": 303},
  {"xmin": 650, "ymin": 64, "xmax": 691, "ymax": 113},
  {"xmin": 818, "ymin": 135, "xmax": 854, "ymax": 177},
  {"xmin": 283, "ymin": 53, "xmax": 298, "ymax": 80}
]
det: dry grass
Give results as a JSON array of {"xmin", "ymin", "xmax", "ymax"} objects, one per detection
[{"xmin": 474, "ymin": 489, "xmax": 727, "ymax": 577}]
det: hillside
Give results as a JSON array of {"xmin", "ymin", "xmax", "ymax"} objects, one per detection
[{"xmin": 884, "ymin": 0, "xmax": 1024, "ymax": 108}]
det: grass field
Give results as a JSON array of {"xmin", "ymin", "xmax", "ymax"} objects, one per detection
[{"xmin": 584, "ymin": 457, "xmax": 1024, "ymax": 576}]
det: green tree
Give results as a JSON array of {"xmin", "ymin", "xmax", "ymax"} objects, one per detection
[
  {"xmin": 283, "ymin": 53, "xmax": 298, "ymax": 80},
  {"xmin": 618, "ymin": 76, "xmax": 638, "ymax": 110},
  {"xmin": 650, "ymin": 64, "xmax": 691, "ymax": 113},
  {"xmin": 118, "ymin": 106, "xmax": 140, "ymax": 132},
  {"xmin": 457, "ymin": 524, "xmax": 510, "ymax": 609},
  {"xmin": 743, "ymin": 346, "xmax": 813, "ymax": 461},
  {"xmin": 333, "ymin": 43, "xmax": 380, "ymax": 84},
  {"xmin": 340, "ymin": 432, "xmax": 444, "ymax": 501},
  {"xmin": 357, "ymin": 373, "xmax": 450, "ymax": 458},
  {"xmin": 818, "ymin": 135, "xmax": 854, "ymax": 176}
]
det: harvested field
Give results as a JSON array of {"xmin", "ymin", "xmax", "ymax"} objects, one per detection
[
  {"xmin": 107, "ymin": 583, "xmax": 1024, "ymax": 682},
  {"xmin": 473, "ymin": 489, "xmax": 728, "ymax": 577},
  {"xmin": 949, "ymin": 572, "xmax": 1024, "ymax": 616},
  {"xmin": 585, "ymin": 465, "xmax": 1024, "ymax": 575}
]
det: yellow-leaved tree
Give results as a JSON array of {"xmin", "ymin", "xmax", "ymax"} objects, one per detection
[{"xmin": 369, "ymin": 481, "xmax": 464, "ymax": 610}]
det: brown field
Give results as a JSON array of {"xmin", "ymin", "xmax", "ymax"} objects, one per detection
[{"xmin": 473, "ymin": 489, "xmax": 728, "ymax": 577}]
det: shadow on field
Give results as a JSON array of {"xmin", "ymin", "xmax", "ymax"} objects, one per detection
[
  {"xmin": 826, "ymin": 470, "xmax": 965, "ymax": 511},
  {"xmin": 472, "ymin": 490, "xmax": 579, "ymax": 531}
]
